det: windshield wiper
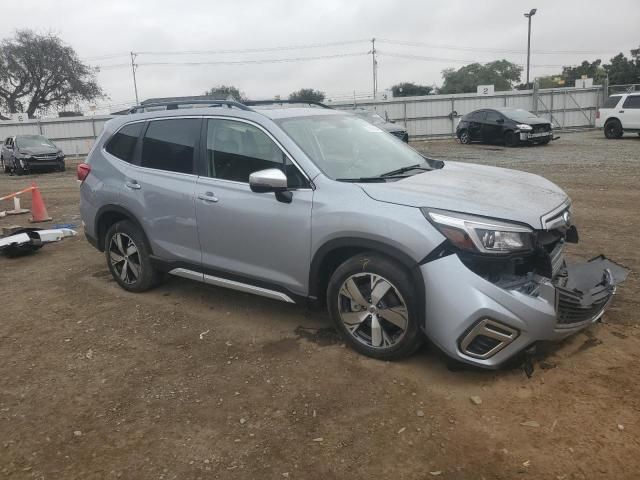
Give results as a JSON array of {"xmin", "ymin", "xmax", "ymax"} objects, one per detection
[
  {"xmin": 336, "ymin": 175, "xmax": 410, "ymax": 183},
  {"xmin": 380, "ymin": 164, "xmax": 431, "ymax": 177}
]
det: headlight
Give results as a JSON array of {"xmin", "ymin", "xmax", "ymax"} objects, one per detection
[
  {"xmin": 422, "ymin": 209, "xmax": 534, "ymax": 254},
  {"xmin": 516, "ymin": 124, "xmax": 532, "ymax": 131}
]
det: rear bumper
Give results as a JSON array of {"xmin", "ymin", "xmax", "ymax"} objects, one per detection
[{"xmin": 419, "ymin": 254, "xmax": 627, "ymax": 369}]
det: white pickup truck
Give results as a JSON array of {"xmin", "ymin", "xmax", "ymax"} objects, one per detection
[{"xmin": 595, "ymin": 93, "xmax": 640, "ymax": 138}]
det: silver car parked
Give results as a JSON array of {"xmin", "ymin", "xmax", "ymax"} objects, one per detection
[{"xmin": 78, "ymin": 101, "xmax": 627, "ymax": 368}]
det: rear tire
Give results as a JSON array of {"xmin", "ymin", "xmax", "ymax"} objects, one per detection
[
  {"xmin": 14, "ymin": 159, "xmax": 25, "ymax": 176},
  {"xmin": 104, "ymin": 220, "xmax": 162, "ymax": 292},
  {"xmin": 604, "ymin": 119, "xmax": 623, "ymax": 139},
  {"xmin": 504, "ymin": 130, "xmax": 518, "ymax": 147},
  {"xmin": 327, "ymin": 252, "xmax": 423, "ymax": 360},
  {"xmin": 459, "ymin": 129, "xmax": 471, "ymax": 145}
]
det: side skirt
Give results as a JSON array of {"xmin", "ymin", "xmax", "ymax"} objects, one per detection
[{"xmin": 150, "ymin": 256, "xmax": 306, "ymax": 305}]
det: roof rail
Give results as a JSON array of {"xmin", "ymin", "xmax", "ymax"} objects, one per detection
[
  {"xmin": 127, "ymin": 100, "xmax": 253, "ymax": 114},
  {"xmin": 243, "ymin": 100, "xmax": 333, "ymax": 109}
]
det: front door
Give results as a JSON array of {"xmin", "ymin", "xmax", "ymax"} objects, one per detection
[
  {"xmin": 195, "ymin": 118, "xmax": 313, "ymax": 296},
  {"xmin": 482, "ymin": 110, "xmax": 504, "ymax": 142}
]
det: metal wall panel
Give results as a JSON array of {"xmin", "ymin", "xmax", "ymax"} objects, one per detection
[{"xmin": 334, "ymin": 86, "xmax": 603, "ymax": 137}]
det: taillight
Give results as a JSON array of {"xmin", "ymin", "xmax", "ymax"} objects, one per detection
[
  {"xmin": 596, "ymin": 110, "xmax": 600, "ymax": 119},
  {"xmin": 77, "ymin": 163, "xmax": 91, "ymax": 182}
]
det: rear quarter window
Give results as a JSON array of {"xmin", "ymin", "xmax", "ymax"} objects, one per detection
[
  {"xmin": 622, "ymin": 95, "xmax": 640, "ymax": 109},
  {"xmin": 602, "ymin": 96, "xmax": 622, "ymax": 109},
  {"xmin": 105, "ymin": 122, "xmax": 144, "ymax": 163}
]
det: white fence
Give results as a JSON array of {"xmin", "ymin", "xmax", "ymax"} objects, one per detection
[
  {"xmin": 0, "ymin": 115, "xmax": 112, "ymax": 157},
  {"xmin": 0, "ymin": 85, "xmax": 606, "ymax": 156},
  {"xmin": 332, "ymin": 85, "xmax": 605, "ymax": 138}
]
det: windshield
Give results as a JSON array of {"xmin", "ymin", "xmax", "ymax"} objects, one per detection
[
  {"xmin": 499, "ymin": 108, "xmax": 539, "ymax": 123},
  {"xmin": 16, "ymin": 135, "xmax": 56, "ymax": 149},
  {"xmin": 277, "ymin": 114, "xmax": 429, "ymax": 180}
]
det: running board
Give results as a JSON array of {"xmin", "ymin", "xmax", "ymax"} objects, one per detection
[{"xmin": 168, "ymin": 267, "xmax": 295, "ymax": 303}]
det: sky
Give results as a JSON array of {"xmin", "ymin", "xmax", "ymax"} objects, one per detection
[{"xmin": 1, "ymin": 0, "xmax": 639, "ymax": 113}]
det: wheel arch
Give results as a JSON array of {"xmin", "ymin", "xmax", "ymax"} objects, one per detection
[
  {"xmin": 308, "ymin": 237, "xmax": 426, "ymax": 318},
  {"xmin": 95, "ymin": 204, "xmax": 152, "ymax": 253}
]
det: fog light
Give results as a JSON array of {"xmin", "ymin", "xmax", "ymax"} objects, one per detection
[{"xmin": 459, "ymin": 319, "xmax": 519, "ymax": 359}]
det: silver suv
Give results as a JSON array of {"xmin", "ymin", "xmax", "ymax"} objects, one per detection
[{"xmin": 78, "ymin": 101, "xmax": 627, "ymax": 369}]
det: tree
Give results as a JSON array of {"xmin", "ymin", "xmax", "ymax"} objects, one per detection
[
  {"xmin": 0, "ymin": 30, "xmax": 103, "ymax": 118},
  {"xmin": 203, "ymin": 85, "xmax": 245, "ymax": 101},
  {"xmin": 560, "ymin": 59, "xmax": 607, "ymax": 86},
  {"xmin": 439, "ymin": 60, "xmax": 522, "ymax": 94},
  {"xmin": 391, "ymin": 82, "xmax": 433, "ymax": 97},
  {"xmin": 604, "ymin": 52, "xmax": 640, "ymax": 85},
  {"xmin": 289, "ymin": 88, "xmax": 325, "ymax": 102}
]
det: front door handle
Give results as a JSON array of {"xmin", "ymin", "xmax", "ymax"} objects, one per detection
[
  {"xmin": 125, "ymin": 180, "xmax": 141, "ymax": 190},
  {"xmin": 198, "ymin": 192, "xmax": 219, "ymax": 203}
]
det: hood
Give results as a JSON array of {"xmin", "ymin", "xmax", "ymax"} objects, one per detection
[
  {"xmin": 519, "ymin": 117, "xmax": 550, "ymax": 126},
  {"xmin": 358, "ymin": 162, "xmax": 568, "ymax": 229},
  {"xmin": 18, "ymin": 145, "xmax": 59, "ymax": 156}
]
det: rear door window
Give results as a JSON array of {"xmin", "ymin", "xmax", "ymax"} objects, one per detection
[
  {"xmin": 141, "ymin": 118, "xmax": 200, "ymax": 174},
  {"xmin": 622, "ymin": 95, "xmax": 640, "ymax": 109},
  {"xmin": 603, "ymin": 96, "xmax": 622, "ymax": 109},
  {"xmin": 105, "ymin": 122, "xmax": 144, "ymax": 163}
]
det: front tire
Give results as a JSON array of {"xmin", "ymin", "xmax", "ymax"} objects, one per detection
[
  {"xmin": 14, "ymin": 159, "xmax": 25, "ymax": 176},
  {"xmin": 104, "ymin": 220, "xmax": 161, "ymax": 292},
  {"xmin": 504, "ymin": 130, "xmax": 518, "ymax": 147},
  {"xmin": 604, "ymin": 119, "xmax": 623, "ymax": 139},
  {"xmin": 327, "ymin": 252, "xmax": 423, "ymax": 360},
  {"xmin": 459, "ymin": 129, "xmax": 471, "ymax": 145}
]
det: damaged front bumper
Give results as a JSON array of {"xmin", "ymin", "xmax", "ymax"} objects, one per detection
[{"xmin": 420, "ymin": 253, "xmax": 628, "ymax": 368}]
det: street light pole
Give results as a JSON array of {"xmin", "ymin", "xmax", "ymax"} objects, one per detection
[{"xmin": 524, "ymin": 8, "xmax": 537, "ymax": 88}]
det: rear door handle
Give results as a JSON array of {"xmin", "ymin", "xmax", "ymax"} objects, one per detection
[
  {"xmin": 619, "ymin": 110, "xmax": 625, "ymax": 113},
  {"xmin": 125, "ymin": 180, "xmax": 141, "ymax": 190},
  {"xmin": 198, "ymin": 191, "xmax": 219, "ymax": 203}
]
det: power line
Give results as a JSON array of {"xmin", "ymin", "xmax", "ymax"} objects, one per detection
[
  {"xmin": 377, "ymin": 38, "xmax": 619, "ymax": 56},
  {"xmin": 135, "ymin": 51, "xmax": 367, "ymax": 67},
  {"xmin": 136, "ymin": 39, "xmax": 368, "ymax": 56},
  {"xmin": 379, "ymin": 51, "xmax": 576, "ymax": 68}
]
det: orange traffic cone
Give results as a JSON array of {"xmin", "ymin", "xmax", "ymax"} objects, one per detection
[{"xmin": 29, "ymin": 183, "xmax": 52, "ymax": 223}]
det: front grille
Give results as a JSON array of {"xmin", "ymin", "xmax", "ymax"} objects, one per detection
[
  {"xmin": 557, "ymin": 285, "xmax": 611, "ymax": 325},
  {"xmin": 34, "ymin": 153, "xmax": 58, "ymax": 161},
  {"xmin": 465, "ymin": 335, "xmax": 502, "ymax": 356},
  {"xmin": 532, "ymin": 124, "xmax": 551, "ymax": 133}
]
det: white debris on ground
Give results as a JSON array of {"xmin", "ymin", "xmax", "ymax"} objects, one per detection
[{"xmin": 0, "ymin": 228, "xmax": 77, "ymax": 257}]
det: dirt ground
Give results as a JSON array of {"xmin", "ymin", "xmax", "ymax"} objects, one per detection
[{"xmin": 1, "ymin": 130, "xmax": 639, "ymax": 479}]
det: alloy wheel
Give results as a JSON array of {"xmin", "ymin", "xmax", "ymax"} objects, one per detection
[
  {"xmin": 337, "ymin": 273, "xmax": 409, "ymax": 349},
  {"xmin": 108, "ymin": 233, "xmax": 141, "ymax": 285},
  {"xmin": 460, "ymin": 131, "xmax": 470, "ymax": 144}
]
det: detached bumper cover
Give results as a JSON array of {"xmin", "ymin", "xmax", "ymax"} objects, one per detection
[{"xmin": 420, "ymin": 254, "xmax": 628, "ymax": 368}]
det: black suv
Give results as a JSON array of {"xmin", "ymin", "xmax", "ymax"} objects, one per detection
[{"xmin": 456, "ymin": 108, "xmax": 553, "ymax": 147}]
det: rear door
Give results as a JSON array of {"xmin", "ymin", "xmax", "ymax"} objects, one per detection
[
  {"xmin": 468, "ymin": 111, "xmax": 486, "ymax": 140},
  {"xmin": 621, "ymin": 95, "xmax": 640, "ymax": 129},
  {"xmin": 195, "ymin": 117, "xmax": 313, "ymax": 296},
  {"xmin": 125, "ymin": 117, "xmax": 202, "ymax": 265}
]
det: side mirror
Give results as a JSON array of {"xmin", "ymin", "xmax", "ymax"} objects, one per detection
[{"xmin": 249, "ymin": 168, "xmax": 288, "ymax": 193}]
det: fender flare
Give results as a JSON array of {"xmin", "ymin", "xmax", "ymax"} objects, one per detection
[
  {"xmin": 308, "ymin": 237, "xmax": 426, "ymax": 319},
  {"xmin": 94, "ymin": 204, "xmax": 151, "ymax": 252}
]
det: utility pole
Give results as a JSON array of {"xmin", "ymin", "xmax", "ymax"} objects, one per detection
[
  {"xmin": 370, "ymin": 38, "xmax": 378, "ymax": 99},
  {"xmin": 130, "ymin": 51, "xmax": 140, "ymax": 105},
  {"xmin": 524, "ymin": 8, "xmax": 537, "ymax": 88}
]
